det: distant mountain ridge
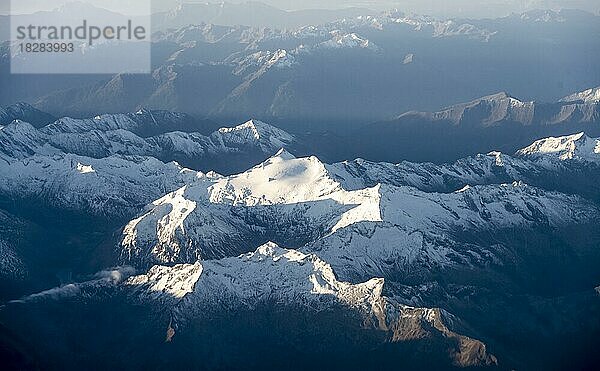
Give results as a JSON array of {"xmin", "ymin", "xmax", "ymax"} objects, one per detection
[
  {"xmin": 393, "ymin": 90, "xmax": 599, "ymax": 127},
  {"xmin": 0, "ymin": 103, "xmax": 55, "ymax": 129},
  {"xmin": 349, "ymin": 87, "xmax": 600, "ymax": 163},
  {"xmin": 0, "ymin": 109, "xmax": 296, "ymax": 173},
  {"xmin": 561, "ymin": 86, "xmax": 600, "ymax": 104},
  {"xmin": 3, "ymin": 8, "xmax": 598, "ymax": 125},
  {"xmin": 152, "ymin": 2, "xmax": 371, "ymax": 30}
]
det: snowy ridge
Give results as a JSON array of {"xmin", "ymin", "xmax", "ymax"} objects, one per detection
[
  {"xmin": 127, "ymin": 262, "xmax": 203, "ymax": 300},
  {"xmin": 124, "ymin": 241, "xmax": 496, "ymax": 367},
  {"xmin": 0, "ymin": 151, "xmax": 201, "ymax": 217},
  {"xmin": 518, "ymin": 9, "xmax": 567, "ymax": 23},
  {"xmin": 306, "ymin": 181, "xmax": 596, "ymax": 280},
  {"xmin": 42, "ymin": 114, "xmax": 140, "ymax": 136},
  {"xmin": 391, "ymin": 14, "xmax": 496, "ymax": 41},
  {"xmin": 230, "ymin": 31, "xmax": 376, "ymax": 77},
  {"xmin": 212, "ymin": 119, "xmax": 295, "ymax": 151},
  {"xmin": 14, "ymin": 241, "xmax": 495, "ymax": 366},
  {"xmin": 517, "ymin": 133, "xmax": 600, "ymax": 164},
  {"xmin": 231, "ymin": 49, "xmax": 298, "ymax": 75},
  {"xmin": 325, "ymin": 152, "xmax": 527, "ymax": 192},
  {"xmin": 0, "ymin": 102, "xmax": 55, "ymax": 128},
  {"xmin": 150, "ymin": 119, "xmax": 295, "ymax": 162},
  {"xmin": 561, "ymin": 86, "xmax": 600, "ymax": 103},
  {"xmin": 317, "ymin": 31, "xmax": 377, "ymax": 50},
  {"xmin": 338, "ymin": 11, "xmax": 496, "ymax": 41},
  {"xmin": 263, "ymin": 49, "xmax": 297, "ymax": 69},
  {"xmin": 120, "ymin": 146, "xmax": 599, "ymax": 270},
  {"xmin": 0, "ymin": 241, "xmax": 26, "ymax": 280},
  {"xmin": 155, "ymin": 8, "xmax": 496, "ymax": 49},
  {"xmin": 399, "ymin": 92, "xmax": 536, "ymax": 126},
  {"xmin": 394, "ymin": 90, "xmax": 600, "ymax": 127},
  {"xmin": 0, "ymin": 120, "xmax": 57, "ymax": 161},
  {"xmin": 128, "ymin": 242, "xmax": 384, "ymax": 310},
  {"xmin": 0, "ymin": 115, "xmax": 295, "ymax": 162},
  {"xmin": 0, "ymin": 117, "xmax": 297, "ymax": 211}
]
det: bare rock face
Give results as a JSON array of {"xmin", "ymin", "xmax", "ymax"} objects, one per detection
[{"xmin": 385, "ymin": 307, "xmax": 497, "ymax": 367}]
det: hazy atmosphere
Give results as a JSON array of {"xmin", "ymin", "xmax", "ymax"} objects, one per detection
[
  {"xmin": 1, "ymin": 1, "xmax": 599, "ymax": 370},
  {"xmin": 2, "ymin": 0, "xmax": 600, "ymax": 17}
]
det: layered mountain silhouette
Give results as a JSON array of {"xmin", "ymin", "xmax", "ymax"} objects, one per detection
[{"xmin": 2, "ymin": 9, "xmax": 598, "ymax": 125}]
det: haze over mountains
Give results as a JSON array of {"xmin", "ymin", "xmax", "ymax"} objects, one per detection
[
  {"xmin": 1, "ymin": 2, "xmax": 600, "ymax": 370},
  {"xmin": 2, "ymin": 4, "xmax": 599, "ymax": 129},
  {"xmin": 349, "ymin": 89, "xmax": 600, "ymax": 162}
]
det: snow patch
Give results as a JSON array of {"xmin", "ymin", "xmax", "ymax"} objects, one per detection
[{"xmin": 76, "ymin": 162, "xmax": 96, "ymax": 174}]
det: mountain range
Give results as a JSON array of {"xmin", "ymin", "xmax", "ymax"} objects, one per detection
[
  {"xmin": 347, "ymin": 89, "xmax": 600, "ymax": 163},
  {"xmin": 3, "ymin": 82, "xmax": 600, "ymax": 167},
  {"xmin": 1, "ymin": 3, "xmax": 599, "ymax": 368},
  {"xmin": 0, "ymin": 105, "xmax": 599, "ymax": 368},
  {"xmin": 2, "ymin": 8, "xmax": 598, "ymax": 127},
  {"xmin": 152, "ymin": 2, "xmax": 371, "ymax": 30}
]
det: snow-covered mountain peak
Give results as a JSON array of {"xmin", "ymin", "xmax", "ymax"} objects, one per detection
[
  {"xmin": 0, "ymin": 120, "xmax": 53, "ymax": 160},
  {"xmin": 518, "ymin": 9, "xmax": 566, "ymax": 23},
  {"xmin": 266, "ymin": 49, "xmax": 296, "ymax": 68},
  {"xmin": 517, "ymin": 132, "xmax": 600, "ymax": 163},
  {"xmin": 561, "ymin": 86, "xmax": 600, "ymax": 103},
  {"xmin": 213, "ymin": 119, "xmax": 295, "ymax": 152},
  {"xmin": 208, "ymin": 151, "xmax": 341, "ymax": 206},
  {"xmin": 127, "ymin": 242, "xmax": 386, "ymax": 309},
  {"xmin": 464, "ymin": 91, "xmax": 525, "ymax": 108},
  {"xmin": 126, "ymin": 262, "xmax": 203, "ymax": 299},
  {"xmin": 219, "ymin": 119, "xmax": 277, "ymax": 138},
  {"xmin": 2, "ymin": 119, "xmax": 37, "ymax": 133},
  {"xmin": 119, "ymin": 152, "xmax": 386, "ymax": 265},
  {"xmin": 218, "ymin": 120, "xmax": 261, "ymax": 139},
  {"xmin": 320, "ymin": 32, "xmax": 376, "ymax": 50},
  {"xmin": 479, "ymin": 92, "xmax": 527, "ymax": 105},
  {"xmin": 486, "ymin": 151, "xmax": 507, "ymax": 166},
  {"xmin": 41, "ymin": 114, "xmax": 137, "ymax": 135},
  {"xmin": 429, "ymin": 92, "xmax": 535, "ymax": 125}
]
